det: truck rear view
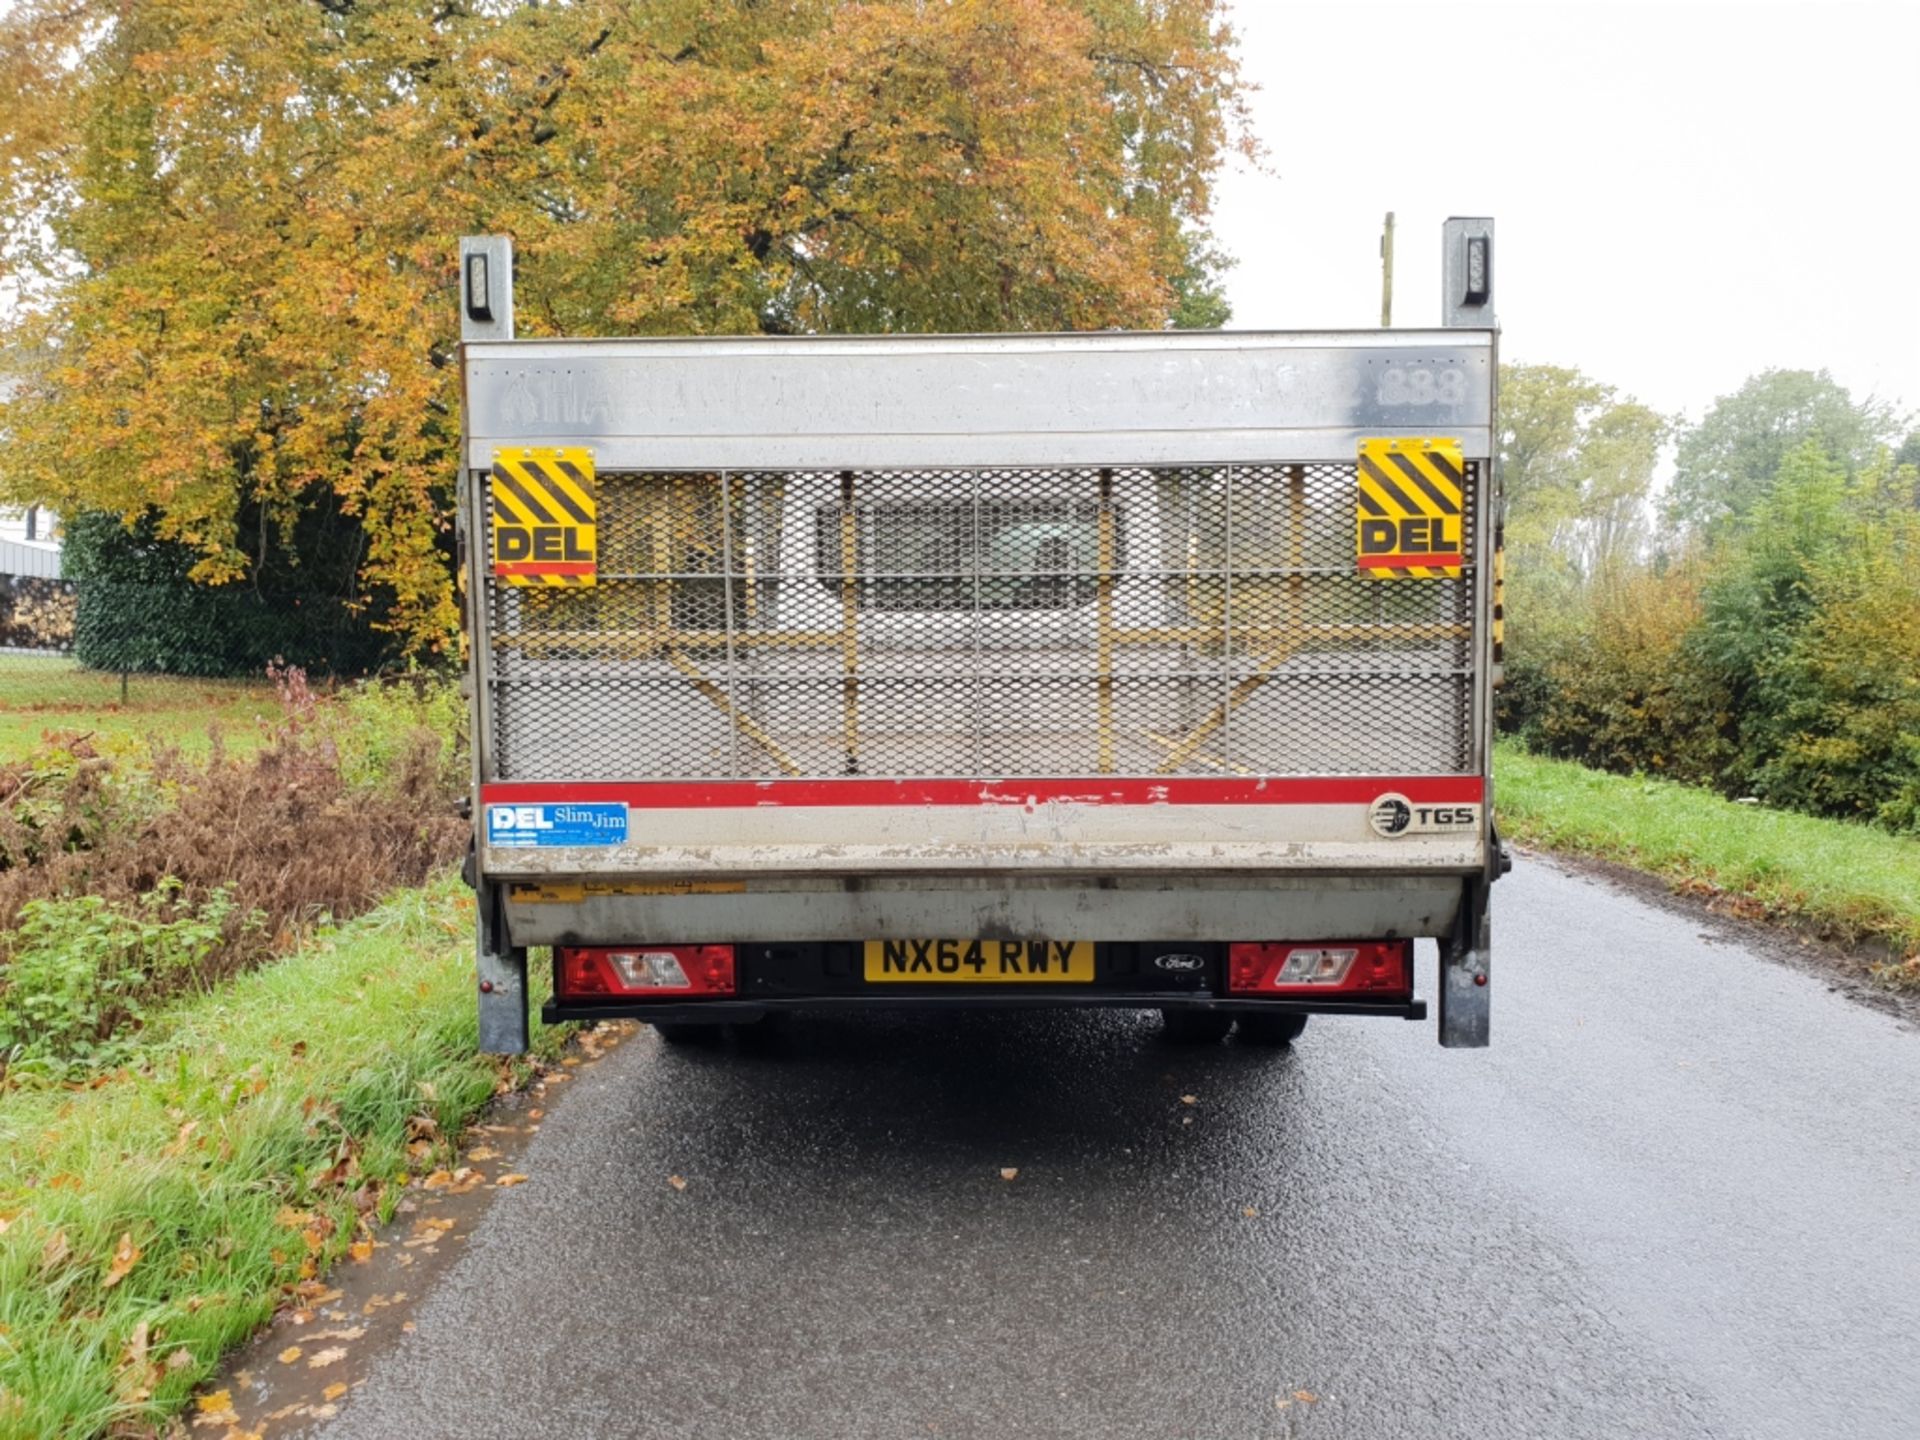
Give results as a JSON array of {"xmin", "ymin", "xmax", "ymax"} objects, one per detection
[{"xmin": 460, "ymin": 219, "xmax": 1505, "ymax": 1052}]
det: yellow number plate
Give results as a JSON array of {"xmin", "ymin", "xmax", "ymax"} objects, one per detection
[{"xmin": 864, "ymin": 939, "xmax": 1095, "ymax": 984}]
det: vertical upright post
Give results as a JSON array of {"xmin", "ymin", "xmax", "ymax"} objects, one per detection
[
  {"xmin": 1285, "ymin": 465, "xmax": 1306, "ymax": 641},
  {"xmin": 838, "ymin": 471, "xmax": 861, "ymax": 774},
  {"xmin": 1379, "ymin": 211, "xmax": 1395, "ymax": 327},
  {"xmin": 1439, "ymin": 217, "xmax": 1495, "ymax": 329},
  {"xmin": 458, "ymin": 236, "xmax": 515, "ymax": 343},
  {"xmin": 1095, "ymin": 467, "xmax": 1117, "ymax": 773}
]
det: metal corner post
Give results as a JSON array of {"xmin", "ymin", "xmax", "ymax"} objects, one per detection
[
  {"xmin": 1439, "ymin": 216, "xmax": 1496, "ymax": 1048},
  {"xmin": 461, "ymin": 234, "xmax": 529, "ymax": 1054}
]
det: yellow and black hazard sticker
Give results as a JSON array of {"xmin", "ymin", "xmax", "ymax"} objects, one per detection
[
  {"xmin": 1356, "ymin": 437, "xmax": 1465, "ymax": 579},
  {"xmin": 491, "ymin": 447, "xmax": 596, "ymax": 587}
]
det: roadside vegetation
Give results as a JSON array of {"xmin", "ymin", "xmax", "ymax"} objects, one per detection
[
  {"xmin": 1496, "ymin": 366, "xmax": 1920, "ymax": 839},
  {"xmin": 0, "ymin": 877, "xmax": 570, "ymax": 1440},
  {"xmin": 1496, "ymin": 746, "xmax": 1920, "ymax": 984},
  {"xmin": 0, "ymin": 671, "xmax": 467, "ymax": 1082}
]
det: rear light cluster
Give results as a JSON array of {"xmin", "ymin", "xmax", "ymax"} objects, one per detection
[
  {"xmin": 1227, "ymin": 940, "xmax": 1410, "ymax": 996},
  {"xmin": 559, "ymin": 945, "xmax": 735, "ymax": 999}
]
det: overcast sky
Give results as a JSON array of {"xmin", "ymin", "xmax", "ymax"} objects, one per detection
[{"xmin": 1211, "ymin": 0, "xmax": 1919, "ymax": 429}]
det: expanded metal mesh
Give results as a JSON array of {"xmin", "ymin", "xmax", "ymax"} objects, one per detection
[{"xmin": 483, "ymin": 464, "xmax": 1479, "ymax": 781}]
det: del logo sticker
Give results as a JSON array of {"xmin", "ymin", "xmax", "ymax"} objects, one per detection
[
  {"xmin": 1356, "ymin": 437, "xmax": 1465, "ymax": 579},
  {"xmin": 492, "ymin": 446, "xmax": 596, "ymax": 587},
  {"xmin": 486, "ymin": 803, "xmax": 628, "ymax": 848}
]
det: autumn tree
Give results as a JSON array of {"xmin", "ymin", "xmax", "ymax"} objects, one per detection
[
  {"xmin": 0, "ymin": 0, "xmax": 1253, "ymax": 653},
  {"xmin": 1498, "ymin": 363, "xmax": 1670, "ymax": 584},
  {"xmin": 1666, "ymin": 368, "xmax": 1903, "ymax": 539}
]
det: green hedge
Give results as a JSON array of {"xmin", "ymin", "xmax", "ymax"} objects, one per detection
[{"xmin": 61, "ymin": 510, "xmax": 395, "ymax": 678}]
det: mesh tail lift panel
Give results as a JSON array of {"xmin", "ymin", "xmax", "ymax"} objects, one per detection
[{"xmin": 483, "ymin": 463, "xmax": 1480, "ymax": 782}]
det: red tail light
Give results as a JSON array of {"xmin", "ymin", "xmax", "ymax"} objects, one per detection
[
  {"xmin": 559, "ymin": 945, "xmax": 736, "ymax": 999},
  {"xmin": 1227, "ymin": 940, "xmax": 1410, "ymax": 996}
]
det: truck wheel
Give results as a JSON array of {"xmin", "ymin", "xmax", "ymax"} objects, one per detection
[
  {"xmin": 1161, "ymin": 1008, "xmax": 1234, "ymax": 1044},
  {"xmin": 1238, "ymin": 1012, "xmax": 1308, "ymax": 1046}
]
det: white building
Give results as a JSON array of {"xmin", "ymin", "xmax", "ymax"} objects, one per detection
[{"xmin": 0, "ymin": 506, "xmax": 61, "ymax": 578}]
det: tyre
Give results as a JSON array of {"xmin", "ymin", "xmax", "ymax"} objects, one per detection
[
  {"xmin": 1161, "ymin": 1008, "xmax": 1235, "ymax": 1044},
  {"xmin": 1237, "ymin": 1012, "xmax": 1308, "ymax": 1046}
]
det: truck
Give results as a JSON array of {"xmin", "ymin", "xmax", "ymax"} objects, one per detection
[{"xmin": 457, "ymin": 217, "xmax": 1507, "ymax": 1052}]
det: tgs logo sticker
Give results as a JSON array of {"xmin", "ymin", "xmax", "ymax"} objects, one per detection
[{"xmin": 1370, "ymin": 793, "xmax": 1480, "ymax": 838}]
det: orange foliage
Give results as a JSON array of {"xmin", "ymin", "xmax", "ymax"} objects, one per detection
[{"xmin": 0, "ymin": 1, "xmax": 1253, "ymax": 650}]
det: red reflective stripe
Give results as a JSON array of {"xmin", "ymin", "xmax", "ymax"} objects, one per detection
[
  {"xmin": 1356, "ymin": 553, "xmax": 1464, "ymax": 569},
  {"xmin": 480, "ymin": 776, "xmax": 1486, "ymax": 808}
]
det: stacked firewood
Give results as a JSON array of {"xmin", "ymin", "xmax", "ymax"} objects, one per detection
[{"xmin": 0, "ymin": 576, "xmax": 79, "ymax": 650}]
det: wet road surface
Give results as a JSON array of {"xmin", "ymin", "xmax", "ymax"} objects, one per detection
[{"xmin": 296, "ymin": 856, "xmax": 1920, "ymax": 1439}]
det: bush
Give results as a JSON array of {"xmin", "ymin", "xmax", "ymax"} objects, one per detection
[
  {"xmin": 0, "ymin": 880, "xmax": 257, "ymax": 1078},
  {"xmin": 1499, "ymin": 442, "xmax": 1920, "ymax": 836},
  {"xmin": 0, "ymin": 675, "xmax": 469, "ymax": 1079},
  {"xmin": 1503, "ymin": 564, "xmax": 1734, "ymax": 785},
  {"xmin": 1746, "ymin": 538, "xmax": 1920, "ymax": 830}
]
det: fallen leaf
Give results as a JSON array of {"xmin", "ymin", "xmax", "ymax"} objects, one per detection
[
  {"xmin": 495, "ymin": 1173, "xmax": 530, "ymax": 1188},
  {"xmin": 999, "ymin": 1168, "xmax": 1019, "ymax": 1181},
  {"xmin": 307, "ymin": 1346, "xmax": 348, "ymax": 1369},
  {"xmin": 309, "ymin": 1326, "xmax": 366, "ymax": 1342},
  {"xmin": 349, "ymin": 1240, "xmax": 374, "ymax": 1263},
  {"xmin": 196, "ymin": 1390, "xmax": 234, "ymax": 1415},
  {"xmin": 123, "ymin": 1319, "xmax": 151, "ymax": 1369},
  {"xmin": 465, "ymin": 1146, "xmax": 501, "ymax": 1163},
  {"xmin": 1242, "ymin": 1206, "xmax": 1259, "ymax": 1218},
  {"xmin": 282, "ymin": 1341, "xmax": 308, "ymax": 1364},
  {"xmin": 41, "ymin": 1228, "xmax": 69, "ymax": 1270},
  {"xmin": 166, "ymin": 1349, "xmax": 196, "ymax": 1371},
  {"xmin": 323, "ymin": 1382, "xmax": 348, "ymax": 1401},
  {"xmin": 421, "ymin": 1170, "xmax": 454, "ymax": 1190},
  {"xmin": 101, "ymin": 1236, "xmax": 142, "ymax": 1290},
  {"xmin": 401, "ymin": 1320, "xmax": 417, "ymax": 1333},
  {"xmin": 666, "ymin": 1174, "xmax": 687, "ymax": 1191},
  {"xmin": 1180, "ymin": 1094, "xmax": 1198, "ymax": 1105},
  {"xmin": 0, "ymin": 1211, "xmax": 16, "ymax": 1236},
  {"xmin": 1293, "ymin": 1389, "xmax": 1319, "ymax": 1403},
  {"xmin": 527, "ymin": 1108, "xmax": 544, "ymax": 1120}
]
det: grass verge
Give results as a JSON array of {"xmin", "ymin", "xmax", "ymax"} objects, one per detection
[
  {"xmin": 0, "ymin": 874, "xmax": 565, "ymax": 1439},
  {"xmin": 0, "ymin": 654, "xmax": 276, "ymax": 762},
  {"xmin": 1496, "ymin": 743, "xmax": 1920, "ymax": 979}
]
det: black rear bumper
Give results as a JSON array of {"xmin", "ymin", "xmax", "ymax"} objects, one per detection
[
  {"xmin": 544, "ymin": 938, "xmax": 1423, "ymax": 1025},
  {"xmin": 544, "ymin": 992, "xmax": 1426, "ymax": 1024}
]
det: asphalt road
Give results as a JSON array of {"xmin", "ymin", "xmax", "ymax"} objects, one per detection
[{"xmin": 301, "ymin": 856, "xmax": 1920, "ymax": 1440}]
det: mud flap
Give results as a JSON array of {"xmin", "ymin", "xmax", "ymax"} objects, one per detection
[
  {"xmin": 476, "ymin": 880, "xmax": 530, "ymax": 1055},
  {"xmin": 1438, "ymin": 877, "xmax": 1490, "ymax": 1048}
]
